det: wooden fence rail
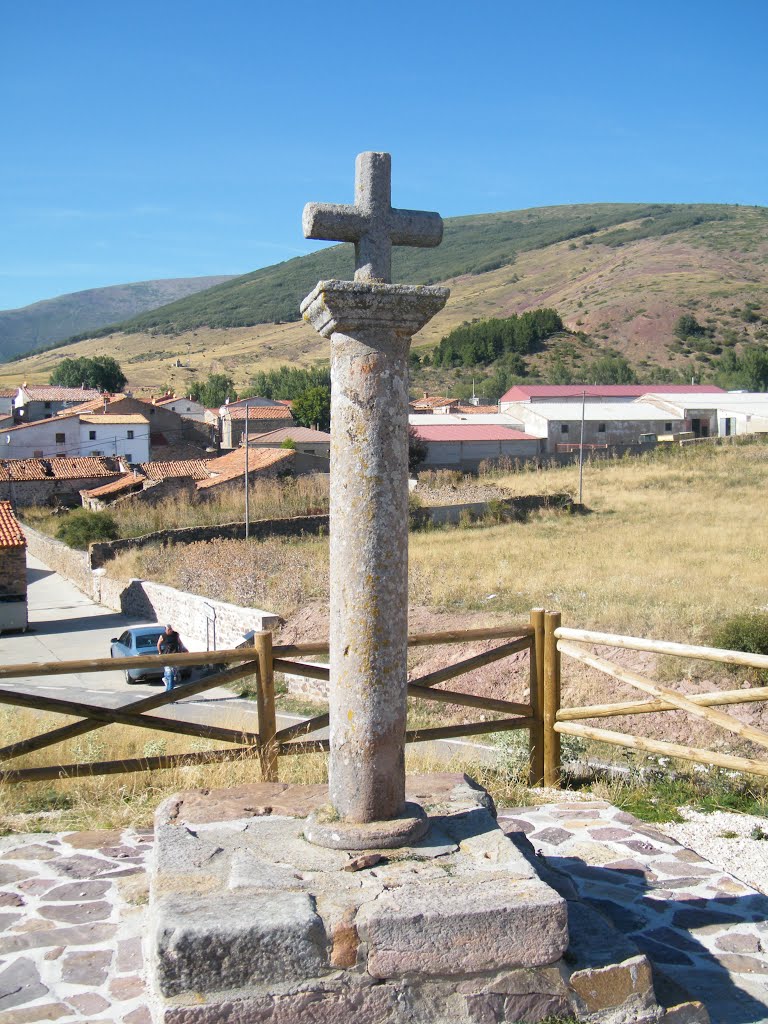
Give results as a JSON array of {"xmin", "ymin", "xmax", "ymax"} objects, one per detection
[{"xmin": 3, "ymin": 612, "xmax": 765, "ymax": 790}]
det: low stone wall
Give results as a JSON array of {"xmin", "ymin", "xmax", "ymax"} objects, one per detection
[
  {"xmin": 3, "ymin": 475, "xmax": 124, "ymax": 509},
  {"xmin": 103, "ymin": 578, "xmax": 280, "ymax": 647},
  {"xmin": 413, "ymin": 493, "xmax": 573, "ymax": 527}
]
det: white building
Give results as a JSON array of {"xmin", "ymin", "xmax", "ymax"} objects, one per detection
[
  {"xmin": 152, "ymin": 394, "xmax": 208, "ymax": 422},
  {"xmin": 498, "ymin": 384, "xmax": 724, "ymax": 413},
  {"xmin": 3, "ymin": 413, "xmax": 150, "ymax": 462},
  {"xmin": 639, "ymin": 392, "xmax": 768, "ymax": 437},
  {"xmin": 503, "ymin": 401, "xmax": 685, "ymax": 452},
  {"xmin": 14, "ymin": 384, "xmax": 103, "ymax": 422}
]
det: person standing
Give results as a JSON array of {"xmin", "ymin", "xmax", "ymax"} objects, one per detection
[{"xmin": 157, "ymin": 624, "xmax": 186, "ymax": 691}]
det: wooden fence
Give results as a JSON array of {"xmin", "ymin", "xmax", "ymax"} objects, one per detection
[
  {"xmin": 0, "ymin": 618, "xmax": 543, "ymax": 786},
  {"xmin": 1, "ymin": 611, "xmax": 766, "ymax": 787}
]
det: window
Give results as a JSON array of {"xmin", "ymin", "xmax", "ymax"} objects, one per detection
[
  {"xmin": 124, "ymin": 453, "xmax": 132, "ymax": 463},
  {"xmin": 150, "ymin": 407, "xmax": 155, "ymax": 415},
  {"xmin": 33, "ymin": 450, "xmax": 43, "ymax": 458},
  {"xmin": 44, "ymin": 401, "xmax": 51, "ymax": 409},
  {"xmin": 665, "ymin": 422, "xmax": 672, "ymax": 432},
  {"xmin": 598, "ymin": 423, "xmax": 606, "ymax": 433},
  {"xmin": 55, "ymin": 433, "xmax": 65, "ymax": 444},
  {"xmin": 127, "ymin": 430, "xmax": 134, "ymax": 439},
  {"xmin": 560, "ymin": 424, "xmax": 569, "ymax": 434},
  {"xmin": 89, "ymin": 430, "xmax": 96, "ymax": 440}
]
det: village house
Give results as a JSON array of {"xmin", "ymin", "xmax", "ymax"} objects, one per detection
[
  {"xmin": 13, "ymin": 384, "xmax": 103, "ymax": 422},
  {"xmin": 151, "ymin": 392, "xmax": 208, "ymax": 422},
  {"xmin": 409, "ymin": 392, "xmax": 498, "ymax": 415},
  {"xmin": 2, "ymin": 412, "xmax": 151, "ymax": 462},
  {"xmin": 219, "ymin": 404, "xmax": 295, "ymax": 449},
  {"xmin": 60, "ymin": 393, "xmax": 214, "ymax": 457},
  {"xmin": 249, "ymin": 426, "xmax": 331, "ymax": 461},
  {"xmin": 0, "ymin": 388, "xmax": 16, "ymax": 419},
  {"xmin": 411, "ymin": 423, "xmax": 542, "ymax": 469},
  {"xmin": 195, "ymin": 446, "xmax": 295, "ymax": 496},
  {"xmin": 80, "ymin": 459, "xmax": 213, "ymax": 510},
  {"xmin": 0, "ymin": 456, "xmax": 123, "ymax": 507},
  {"xmin": 0, "ymin": 501, "xmax": 27, "ymax": 632}
]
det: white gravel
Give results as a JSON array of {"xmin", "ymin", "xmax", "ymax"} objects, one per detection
[{"xmin": 659, "ymin": 808, "xmax": 768, "ymax": 895}]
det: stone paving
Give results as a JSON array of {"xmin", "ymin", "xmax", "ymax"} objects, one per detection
[
  {"xmin": 0, "ymin": 802, "xmax": 765, "ymax": 1023},
  {"xmin": 498, "ymin": 801, "xmax": 768, "ymax": 1024}
]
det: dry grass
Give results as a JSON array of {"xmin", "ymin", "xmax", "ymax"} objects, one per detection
[
  {"xmin": 23, "ymin": 476, "xmax": 329, "ymax": 543},
  {"xmin": 0, "ymin": 704, "xmax": 540, "ymax": 832},
  {"xmin": 110, "ymin": 441, "xmax": 768, "ymax": 642}
]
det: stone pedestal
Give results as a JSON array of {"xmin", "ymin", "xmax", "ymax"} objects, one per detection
[
  {"xmin": 301, "ymin": 281, "xmax": 448, "ymax": 834},
  {"xmin": 146, "ymin": 775, "xmax": 667, "ymax": 1024}
]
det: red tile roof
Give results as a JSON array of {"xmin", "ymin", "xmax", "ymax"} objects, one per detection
[
  {"xmin": 197, "ymin": 447, "xmax": 293, "ymax": 489},
  {"xmin": 0, "ymin": 501, "xmax": 26, "ymax": 548},
  {"xmin": 0, "ymin": 388, "xmax": 17, "ymax": 399},
  {"xmin": 81, "ymin": 473, "xmax": 147, "ymax": 498},
  {"xmin": 225, "ymin": 406, "xmax": 294, "ymax": 421},
  {"xmin": 412, "ymin": 425, "xmax": 538, "ymax": 442},
  {"xmin": 500, "ymin": 384, "xmax": 725, "ymax": 402},
  {"xmin": 21, "ymin": 385, "xmax": 103, "ymax": 402},
  {"xmin": 452, "ymin": 404, "xmax": 499, "ymax": 415},
  {"xmin": 139, "ymin": 460, "xmax": 212, "ymax": 481},
  {"xmin": 2, "ymin": 457, "xmax": 121, "ymax": 481},
  {"xmin": 410, "ymin": 395, "xmax": 457, "ymax": 410}
]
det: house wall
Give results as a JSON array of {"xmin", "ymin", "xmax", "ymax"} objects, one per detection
[
  {"xmin": 1, "ymin": 474, "xmax": 124, "ymax": 508},
  {"xmin": 5, "ymin": 417, "xmax": 81, "ymax": 459},
  {"xmin": 222, "ymin": 416, "xmax": 296, "ymax": 449},
  {"xmin": 78, "ymin": 422, "xmax": 150, "ymax": 462},
  {"xmin": 0, "ymin": 545, "xmax": 26, "ymax": 598}
]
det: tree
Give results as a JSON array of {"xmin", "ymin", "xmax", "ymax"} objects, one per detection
[
  {"xmin": 586, "ymin": 355, "xmax": 637, "ymax": 384},
  {"xmin": 408, "ymin": 426, "xmax": 428, "ymax": 474},
  {"xmin": 674, "ymin": 314, "xmax": 705, "ymax": 340},
  {"xmin": 49, "ymin": 356, "xmax": 126, "ymax": 392},
  {"xmin": 190, "ymin": 374, "xmax": 236, "ymax": 409},
  {"xmin": 292, "ymin": 386, "xmax": 331, "ymax": 431}
]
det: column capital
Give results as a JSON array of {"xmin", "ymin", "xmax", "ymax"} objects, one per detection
[{"xmin": 301, "ymin": 280, "xmax": 450, "ymax": 339}]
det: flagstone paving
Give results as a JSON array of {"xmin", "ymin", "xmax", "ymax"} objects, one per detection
[{"xmin": 0, "ymin": 803, "xmax": 764, "ymax": 1023}]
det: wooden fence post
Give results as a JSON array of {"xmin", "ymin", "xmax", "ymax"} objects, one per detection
[
  {"xmin": 254, "ymin": 631, "xmax": 278, "ymax": 782},
  {"xmin": 529, "ymin": 608, "xmax": 545, "ymax": 786},
  {"xmin": 543, "ymin": 610, "xmax": 562, "ymax": 787}
]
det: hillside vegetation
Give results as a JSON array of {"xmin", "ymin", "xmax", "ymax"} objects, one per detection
[
  {"xmin": 0, "ymin": 275, "xmax": 235, "ymax": 362},
  {"xmin": 3, "ymin": 202, "xmax": 768, "ymax": 395}
]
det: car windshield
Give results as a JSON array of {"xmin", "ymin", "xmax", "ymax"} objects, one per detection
[{"xmin": 136, "ymin": 633, "xmax": 163, "ymax": 650}]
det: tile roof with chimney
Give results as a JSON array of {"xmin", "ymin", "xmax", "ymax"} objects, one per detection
[
  {"xmin": 2, "ymin": 457, "xmax": 122, "ymax": 481},
  {"xmin": 0, "ymin": 501, "xmax": 25, "ymax": 548},
  {"xmin": 409, "ymin": 392, "xmax": 458, "ymax": 410},
  {"xmin": 197, "ymin": 447, "xmax": 293, "ymax": 489}
]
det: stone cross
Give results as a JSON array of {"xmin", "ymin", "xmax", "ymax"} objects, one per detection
[
  {"xmin": 303, "ymin": 151, "xmax": 443, "ymax": 283},
  {"xmin": 300, "ymin": 153, "xmax": 449, "ymax": 849}
]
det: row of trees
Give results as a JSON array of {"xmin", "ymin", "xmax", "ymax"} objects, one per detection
[{"xmin": 428, "ymin": 309, "xmax": 563, "ymax": 369}]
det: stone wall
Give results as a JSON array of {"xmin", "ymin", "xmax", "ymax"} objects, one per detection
[
  {"xmin": 2, "ymin": 475, "xmax": 124, "ymax": 509},
  {"xmin": 0, "ymin": 545, "xmax": 26, "ymax": 598},
  {"xmin": 412, "ymin": 493, "xmax": 574, "ymax": 527}
]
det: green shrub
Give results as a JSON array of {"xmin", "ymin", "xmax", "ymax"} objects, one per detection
[
  {"xmin": 56, "ymin": 510, "xmax": 119, "ymax": 549},
  {"xmin": 711, "ymin": 612, "xmax": 768, "ymax": 659}
]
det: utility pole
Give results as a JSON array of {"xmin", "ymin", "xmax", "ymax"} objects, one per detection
[
  {"xmin": 578, "ymin": 389, "xmax": 586, "ymax": 505},
  {"xmin": 244, "ymin": 400, "xmax": 250, "ymax": 540}
]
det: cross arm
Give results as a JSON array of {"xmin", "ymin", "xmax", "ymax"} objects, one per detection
[
  {"xmin": 390, "ymin": 208, "xmax": 443, "ymax": 248},
  {"xmin": 303, "ymin": 202, "xmax": 367, "ymax": 243}
]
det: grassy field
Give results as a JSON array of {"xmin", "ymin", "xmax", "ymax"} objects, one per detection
[
  {"xmin": 6, "ymin": 439, "xmax": 768, "ymax": 831},
  {"xmin": 109, "ymin": 439, "xmax": 768, "ymax": 642}
]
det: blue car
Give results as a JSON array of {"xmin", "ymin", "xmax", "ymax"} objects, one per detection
[{"xmin": 109, "ymin": 625, "xmax": 167, "ymax": 684}]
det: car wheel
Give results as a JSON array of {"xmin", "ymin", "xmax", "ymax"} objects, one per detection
[{"xmin": 124, "ymin": 670, "xmax": 137, "ymax": 685}]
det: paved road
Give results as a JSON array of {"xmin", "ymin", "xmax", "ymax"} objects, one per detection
[{"xmin": 0, "ymin": 555, "xmax": 264, "ymax": 735}]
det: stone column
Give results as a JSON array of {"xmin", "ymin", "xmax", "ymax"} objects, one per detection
[{"xmin": 301, "ymin": 281, "xmax": 448, "ymax": 841}]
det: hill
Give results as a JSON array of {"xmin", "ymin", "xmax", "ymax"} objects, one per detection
[
  {"xmin": 0, "ymin": 276, "xmax": 236, "ymax": 362},
  {"xmin": 3, "ymin": 203, "xmax": 767, "ymax": 395}
]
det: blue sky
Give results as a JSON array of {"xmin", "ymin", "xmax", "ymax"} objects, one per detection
[{"xmin": 2, "ymin": 0, "xmax": 767, "ymax": 310}]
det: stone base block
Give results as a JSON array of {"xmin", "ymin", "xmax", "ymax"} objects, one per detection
[{"xmin": 147, "ymin": 774, "xmax": 672, "ymax": 1024}]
